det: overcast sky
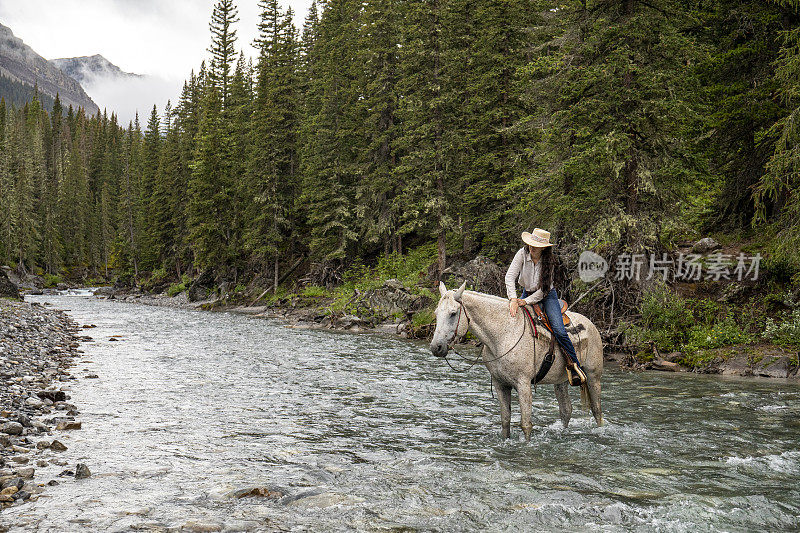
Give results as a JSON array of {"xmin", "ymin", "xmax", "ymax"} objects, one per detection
[{"xmin": 0, "ymin": 0, "xmax": 312, "ymax": 122}]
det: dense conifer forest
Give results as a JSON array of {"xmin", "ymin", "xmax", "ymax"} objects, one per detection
[{"xmin": 2, "ymin": 0, "xmax": 800, "ymax": 355}]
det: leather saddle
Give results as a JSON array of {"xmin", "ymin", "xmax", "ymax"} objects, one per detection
[
  {"xmin": 531, "ymin": 299, "xmax": 570, "ymax": 332},
  {"xmin": 521, "ymin": 300, "xmax": 583, "ymax": 387}
]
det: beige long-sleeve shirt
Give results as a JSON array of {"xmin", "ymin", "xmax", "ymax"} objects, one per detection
[{"xmin": 505, "ymin": 247, "xmax": 552, "ymax": 304}]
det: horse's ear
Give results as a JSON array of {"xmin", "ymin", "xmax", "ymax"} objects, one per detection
[
  {"xmin": 454, "ymin": 281, "xmax": 466, "ymax": 301},
  {"xmin": 439, "ymin": 281, "xmax": 447, "ymax": 297}
]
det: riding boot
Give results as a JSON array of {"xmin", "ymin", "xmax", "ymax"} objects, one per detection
[{"xmin": 565, "ymin": 360, "xmax": 586, "ymax": 386}]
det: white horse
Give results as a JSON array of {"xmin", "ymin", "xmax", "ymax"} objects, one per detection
[{"xmin": 430, "ymin": 282, "xmax": 604, "ymax": 440}]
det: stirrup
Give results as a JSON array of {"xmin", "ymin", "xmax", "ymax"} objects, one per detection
[{"xmin": 566, "ymin": 363, "xmax": 586, "ymax": 386}]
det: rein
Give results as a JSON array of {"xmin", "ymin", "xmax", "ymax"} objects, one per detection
[{"xmin": 443, "ymin": 301, "xmax": 530, "ymax": 372}]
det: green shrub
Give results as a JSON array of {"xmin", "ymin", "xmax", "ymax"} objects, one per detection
[
  {"xmin": 412, "ymin": 308, "xmax": 435, "ymax": 328},
  {"xmin": 625, "ymin": 285, "xmax": 694, "ymax": 351},
  {"xmin": 301, "ymin": 285, "xmax": 327, "ymax": 297},
  {"xmin": 263, "ymin": 287, "xmax": 291, "ymax": 305},
  {"xmin": 685, "ymin": 314, "xmax": 748, "ymax": 352},
  {"xmin": 764, "ymin": 309, "xmax": 800, "ymax": 347},
  {"xmin": 167, "ymin": 282, "xmax": 186, "ymax": 297},
  {"xmin": 625, "ymin": 287, "xmax": 750, "ymax": 355},
  {"xmin": 330, "ymin": 245, "xmax": 439, "ymax": 314},
  {"xmin": 43, "ymin": 274, "xmax": 62, "ymax": 288},
  {"xmin": 374, "ymin": 243, "xmax": 437, "ymax": 286},
  {"xmin": 762, "ymin": 241, "xmax": 800, "ymax": 284},
  {"xmin": 149, "ymin": 267, "xmax": 168, "ymax": 285},
  {"xmin": 679, "ymin": 349, "xmax": 722, "ymax": 370}
]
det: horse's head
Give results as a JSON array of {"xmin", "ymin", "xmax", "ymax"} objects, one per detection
[{"xmin": 429, "ymin": 281, "xmax": 467, "ymax": 358}]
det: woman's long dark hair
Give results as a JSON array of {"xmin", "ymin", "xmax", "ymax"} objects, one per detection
[
  {"xmin": 528, "ymin": 245, "xmax": 555, "ymax": 290},
  {"xmin": 540, "ymin": 246, "xmax": 554, "ymax": 290}
]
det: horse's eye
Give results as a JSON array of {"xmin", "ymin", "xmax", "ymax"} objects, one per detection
[{"xmin": 450, "ymin": 311, "xmax": 458, "ymax": 318}]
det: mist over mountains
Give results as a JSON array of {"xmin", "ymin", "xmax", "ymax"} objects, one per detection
[
  {"xmin": 50, "ymin": 54, "xmax": 142, "ymax": 85},
  {"xmin": 0, "ymin": 22, "xmax": 178, "ymax": 123},
  {"xmin": 50, "ymin": 53, "xmax": 177, "ymax": 125},
  {"xmin": 0, "ymin": 22, "xmax": 98, "ymax": 113}
]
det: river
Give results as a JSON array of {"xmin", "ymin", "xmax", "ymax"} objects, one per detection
[{"xmin": 1, "ymin": 291, "xmax": 799, "ymax": 531}]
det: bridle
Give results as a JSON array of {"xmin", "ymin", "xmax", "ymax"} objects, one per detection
[
  {"xmin": 445, "ymin": 300, "xmax": 470, "ymax": 349},
  {"xmin": 442, "ymin": 299, "xmax": 530, "ymax": 373}
]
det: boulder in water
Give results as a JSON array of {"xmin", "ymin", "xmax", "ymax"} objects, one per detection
[
  {"xmin": 74, "ymin": 463, "xmax": 91, "ymax": 479},
  {"xmin": 228, "ymin": 486, "xmax": 283, "ymax": 499}
]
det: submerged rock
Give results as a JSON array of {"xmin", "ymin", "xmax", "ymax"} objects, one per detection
[
  {"xmin": 74, "ymin": 463, "xmax": 91, "ymax": 479},
  {"xmin": 181, "ymin": 520, "xmax": 223, "ymax": 532},
  {"xmin": 287, "ymin": 491, "xmax": 366, "ymax": 509},
  {"xmin": 37, "ymin": 390, "xmax": 67, "ymax": 402},
  {"xmin": 228, "ymin": 486, "xmax": 283, "ymax": 499}
]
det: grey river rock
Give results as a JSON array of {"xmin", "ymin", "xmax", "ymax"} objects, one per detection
[{"xmin": 1, "ymin": 290, "xmax": 799, "ymax": 531}]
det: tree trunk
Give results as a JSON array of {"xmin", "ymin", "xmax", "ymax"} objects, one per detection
[{"xmin": 273, "ymin": 255, "xmax": 279, "ymax": 293}]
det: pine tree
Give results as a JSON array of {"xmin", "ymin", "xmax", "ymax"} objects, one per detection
[
  {"xmin": 98, "ymin": 114, "xmax": 122, "ymax": 276},
  {"xmin": 394, "ymin": 0, "xmax": 450, "ymax": 271},
  {"xmin": 58, "ymin": 117, "xmax": 91, "ymax": 267},
  {"xmin": 0, "ymin": 106, "xmax": 13, "ymax": 264},
  {"xmin": 25, "ymin": 93, "xmax": 48, "ymax": 271},
  {"xmin": 151, "ymin": 109, "xmax": 184, "ymax": 272},
  {"xmin": 173, "ymin": 70, "xmax": 203, "ymax": 275},
  {"xmin": 755, "ymin": 0, "xmax": 800, "ymax": 251},
  {"xmin": 455, "ymin": 0, "xmax": 531, "ymax": 256},
  {"xmin": 511, "ymin": 0, "xmax": 704, "ymax": 249},
  {"xmin": 356, "ymin": 0, "xmax": 401, "ymax": 255},
  {"xmin": 208, "ymin": 0, "xmax": 240, "ymax": 106},
  {"xmin": 188, "ymin": 75, "xmax": 232, "ymax": 273},
  {"xmin": 246, "ymin": 0, "xmax": 300, "ymax": 286},
  {"xmin": 137, "ymin": 105, "xmax": 162, "ymax": 271},
  {"xmin": 115, "ymin": 120, "xmax": 143, "ymax": 278},
  {"xmin": 300, "ymin": 0, "xmax": 364, "ymax": 262},
  {"xmin": 227, "ymin": 53, "xmax": 253, "ymax": 274},
  {"xmin": 42, "ymin": 93, "xmax": 66, "ymax": 273},
  {"xmin": 698, "ymin": 0, "xmax": 789, "ymax": 228}
]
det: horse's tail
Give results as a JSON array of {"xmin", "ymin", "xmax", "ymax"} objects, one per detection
[{"xmin": 580, "ymin": 382, "xmax": 590, "ymax": 412}]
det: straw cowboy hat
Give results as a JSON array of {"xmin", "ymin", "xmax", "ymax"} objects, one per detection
[{"xmin": 521, "ymin": 228, "xmax": 554, "ymax": 248}]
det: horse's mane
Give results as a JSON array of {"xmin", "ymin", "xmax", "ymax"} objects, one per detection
[{"xmin": 463, "ymin": 289, "xmax": 508, "ymax": 304}]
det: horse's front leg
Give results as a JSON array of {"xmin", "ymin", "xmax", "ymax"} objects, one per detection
[
  {"xmin": 517, "ymin": 380, "xmax": 533, "ymax": 441},
  {"xmin": 554, "ymin": 381, "xmax": 572, "ymax": 428},
  {"xmin": 492, "ymin": 377, "xmax": 512, "ymax": 439}
]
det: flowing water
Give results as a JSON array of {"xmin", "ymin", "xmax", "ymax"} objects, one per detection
[{"xmin": 2, "ymin": 291, "xmax": 800, "ymax": 532}]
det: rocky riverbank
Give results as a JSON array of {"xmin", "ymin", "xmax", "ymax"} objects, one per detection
[
  {"xmin": 0, "ymin": 298, "xmax": 87, "ymax": 510},
  {"xmin": 99, "ymin": 279, "xmax": 428, "ymax": 337}
]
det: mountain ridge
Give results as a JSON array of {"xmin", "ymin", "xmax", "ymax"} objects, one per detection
[
  {"xmin": 50, "ymin": 54, "xmax": 142, "ymax": 85},
  {"xmin": 0, "ymin": 22, "xmax": 98, "ymax": 113}
]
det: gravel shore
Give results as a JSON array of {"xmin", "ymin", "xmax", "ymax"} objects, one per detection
[{"xmin": 0, "ymin": 298, "xmax": 84, "ymax": 509}]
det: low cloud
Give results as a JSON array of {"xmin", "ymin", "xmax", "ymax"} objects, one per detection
[{"xmin": 81, "ymin": 73, "xmax": 182, "ymax": 126}]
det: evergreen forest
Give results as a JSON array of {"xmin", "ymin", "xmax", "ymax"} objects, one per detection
[{"xmin": 2, "ymin": 0, "xmax": 800, "ymax": 358}]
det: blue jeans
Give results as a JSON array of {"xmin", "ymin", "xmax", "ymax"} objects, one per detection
[{"xmin": 521, "ymin": 288, "xmax": 580, "ymax": 366}]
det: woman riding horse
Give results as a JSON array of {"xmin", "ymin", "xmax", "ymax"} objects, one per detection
[{"xmin": 505, "ymin": 228, "xmax": 587, "ymax": 385}]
